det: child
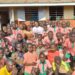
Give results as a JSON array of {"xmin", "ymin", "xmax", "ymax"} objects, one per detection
[
  {"xmin": 52, "ymin": 56, "xmax": 70, "ymax": 75},
  {"xmin": 23, "ymin": 43, "xmax": 38, "ymax": 75},
  {"xmin": 72, "ymin": 62, "xmax": 75, "ymax": 75},
  {"xmin": 36, "ymin": 52, "xmax": 52, "ymax": 75},
  {"xmin": 11, "ymin": 43, "xmax": 24, "ymax": 75},
  {"xmin": 47, "ymin": 44, "xmax": 59, "ymax": 64},
  {"xmin": 0, "ymin": 48, "xmax": 6, "ymax": 69}
]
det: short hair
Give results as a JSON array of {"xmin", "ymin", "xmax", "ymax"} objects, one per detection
[
  {"xmin": 72, "ymin": 27, "xmax": 75, "ymax": 32},
  {"xmin": 27, "ymin": 43, "xmax": 33, "ymax": 47},
  {"xmin": 6, "ymin": 58, "xmax": 13, "ymax": 65},
  {"xmin": 48, "ymin": 31, "xmax": 53, "ymax": 35},
  {"xmin": 69, "ymin": 31, "xmax": 75, "ymax": 37},
  {"xmin": 54, "ymin": 56, "xmax": 61, "ymax": 62},
  {"xmin": 0, "ymin": 47, "xmax": 4, "ymax": 51},
  {"xmin": 39, "ymin": 52, "xmax": 45, "ymax": 58}
]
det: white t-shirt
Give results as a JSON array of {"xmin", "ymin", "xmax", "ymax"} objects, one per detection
[
  {"xmin": 37, "ymin": 26, "xmax": 44, "ymax": 34},
  {"xmin": 32, "ymin": 26, "xmax": 38, "ymax": 34},
  {"xmin": 32, "ymin": 26, "xmax": 44, "ymax": 34}
]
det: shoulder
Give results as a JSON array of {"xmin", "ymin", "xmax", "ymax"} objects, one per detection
[
  {"xmin": 0, "ymin": 66, "xmax": 6, "ymax": 72},
  {"xmin": 24, "ymin": 52, "xmax": 29, "ymax": 57},
  {"xmin": 37, "ymin": 60, "xmax": 40, "ymax": 63}
]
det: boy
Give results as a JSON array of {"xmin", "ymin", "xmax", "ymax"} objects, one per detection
[
  {"xmin": 52, "ymin": 56, "xmax": 70, "ymax": 75},
  {"xmin": 23, "ymin": 43, "xmax": 38, "ymax": 75},
  {"xmin": 36, "ymin": 52, "xmax": 52, "ymax": 75}
]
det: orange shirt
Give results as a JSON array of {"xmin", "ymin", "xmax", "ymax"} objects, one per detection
[
  {"xmin": 47, "ymin": 50, "xmax": 59, "ymax": 64},
  {"xmin": 23, "ymin": 30, "xmax": 34, "ymax": 39},
  {"xmin": 24, "ymin": 51, "xmax": 38, "ymax": 73},
  {"xmin": 72, "ymin": 71, "xmax": 75, "ymax": 75},
  {"xmin": 64, "ymin": 38, "xmax": 75, "ymax": 56},
  {"xmin": 43, "ymin": 36, "xmax": 55, "ymax": 45}
]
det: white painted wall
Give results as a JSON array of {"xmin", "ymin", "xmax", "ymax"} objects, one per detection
[
  {"xmin": 38, "ymin": 7, "xmax": 49, "ymax": 21},
  {"xmin": 64, "ymin": 6, "xmax": 74, "ymax": 19},
  {"xmin": 9, "ymin": 8, "xmax": 15, "ymax": 23},
  {"xmin": 16, "ymin": 8, "xmax": 25, "ymax": 21}
]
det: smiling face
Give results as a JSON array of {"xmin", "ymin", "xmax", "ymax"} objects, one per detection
[
  {"xmin": 69, "ymin": 32, "xmax": 75, "ymax": 43},
  {"xmin": 7, "ymin": 27, "xmax": 12, "ymax": 35},
  {"xmin": 56, "ymin": 32, "xmax": 62, "ymax": 40},
  {"xmin": 17, "ymin": 34, "xmax": 23, "ymax": 41},
  {"xmin": 48, "ymin": 31, "xmax": 53, "ymax": 40},
  {"xmin": 6, "ymin": 60, "xmax": 13, "ymax": 72},
  {"xmin": 32, "ymin": 45, "xmax": 36, "ymax": 51},
  {"xmin": 39, "ymin": 53, "xmax": 45, "ymax": 63},
  {"xmin": 16, "ymin": 43, "xmax": 22, "ymax": 52},
  {"xmin": 28, "ymin": 44, "xmax": 33, "ymax": 52}
]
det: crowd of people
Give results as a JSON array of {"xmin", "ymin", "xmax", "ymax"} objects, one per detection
[{"xmin": 0, "ymin": 20, "xmax": 75, "ymax": 75}]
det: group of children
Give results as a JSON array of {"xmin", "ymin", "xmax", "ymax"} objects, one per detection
[{"xmin": 0, "ymin": 20, "xmax": 75, "ymax": 75}]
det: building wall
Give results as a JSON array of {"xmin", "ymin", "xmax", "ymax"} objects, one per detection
[
  {"xmin": 14, "ymin": 6, "xmax": 74, "ymax": 21},
  {"xmin": 9, "ymin": 8, "xmax": 15, "ymax": 23},
  {"xmin": 64, "ymin": 6, "xmax": 74, "ymax": 19},
  {"xmin": 16, "ymin": 8, "xmax": 25, "ymax": 21},
  {"xmin": 38, "ymin": 7, "xmax": 49, "ymax": 21}
]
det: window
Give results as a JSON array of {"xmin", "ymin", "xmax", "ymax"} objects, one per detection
[
  {"xmin": 49, "ymin": 6, "xmax": 63, "ymax": 20},
  {"xmin": 25, "ymin": 8, "xmax": 38, "ymax": 21}
]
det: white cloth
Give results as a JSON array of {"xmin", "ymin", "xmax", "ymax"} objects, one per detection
[
  {"xmin": 37, "ymin": 26, "xmax": 44, "ymax": 34},
  {"xmin": 32, "ymin": 26, "xmax": 44, "ymax": 34},
  {"xmin": 32, "ymin": 27, "xmax": 38, "ymax": 34}
]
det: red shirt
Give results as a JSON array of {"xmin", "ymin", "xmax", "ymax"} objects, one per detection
[{"xmin": 47, "ymin": 50, "xmax": 59, "ymax": 64}]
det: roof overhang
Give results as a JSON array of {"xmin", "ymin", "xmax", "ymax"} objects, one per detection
[{"xmin": 0, "ymin": 3, "xmax": 75, "ymax": 7}]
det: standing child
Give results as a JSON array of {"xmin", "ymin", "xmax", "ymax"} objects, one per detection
[{"xmin": 36, "ymin": 52, "xmax": 52, "ymax": 75}]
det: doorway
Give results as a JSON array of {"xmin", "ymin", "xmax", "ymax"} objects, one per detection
[{"xmin": 0, "ymin": 10, "xmax": 9, "ymax": 27}]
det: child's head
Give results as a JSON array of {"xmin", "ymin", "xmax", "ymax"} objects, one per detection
[
  {"xmin": 38, "ymin": 34, "xmax": 42, "ymax": 40},
  {"xmin": 7, "ymin": 27, "xmax": 12, "ymax": 35},
  {"xmin": 27, "ymin": 43, "xmax": 33, "ymax": 52},
  {"xmin": 2, "ymin": 26, "xmax": 7, "ymax": 33},
  {"xmin": 19, "ymin": 24, "xmax": 23, "ymax": 30},
  {"xmin": 16, "ymin": 43, "xmax": 22, "ymax": 52},
  {"xmin": 62, "ymin": 22, "xmax": 66, "ymax": 28},
  {"xmin": 72, "ymin": 27, "xmax": 75, "ymax": 33},
  {"xmin": 54, "ymin": 56, "xmax": 61, "ymax": 65},
  {"xmin": 17, "ymin": 34, "xmax": 23, "ymax": 41},
  {"xmin": 6, "ymin": 59, "xmax": 14, "ymax": 72},
  {"xmin": 69, "ymin": 32, "xmax": 75, "ymax": 43},
  {"xmin": 48, "ymin": 31, "xmax": 53, "ymax": 40},
  {"xmin": 0, "ymin": 48, "xmax": 4, "ymax": 59},
  {"xmin": 39, "ymin": 52, "xmax": 46, "ymax": 63},
  {"xmin": 38, "ymin": 41, "xmax": 43, "ymax": 47},
  {"xmin": 56, "ymin": 32, "xmax": 63, "ymax": 40},
  {"xmin": 43, "ymin": 25, "xmax": 47, "ymax": 31},
  {"xmin": 35, "ymin": 21, "xmax": 38, "ymax": 27},
  {"xmin": 32, "ymin": 44, "xmax": 36, "ymax": 51},
  {"xmin": 52, "ymin": 21, "xmax": 56, "ymax": 27},
  {"xmin": 4, "ymin": 48, "xmax": 10, "ymax": 55},
  {"xmin": 50, "ymin": 44, "xmax": 56, "ymax": 51}
]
